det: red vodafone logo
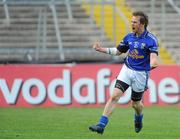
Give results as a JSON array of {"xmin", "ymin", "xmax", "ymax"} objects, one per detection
[{"xmin": 0, "ymin": 65, "xmax": 179, "ymax": 107}]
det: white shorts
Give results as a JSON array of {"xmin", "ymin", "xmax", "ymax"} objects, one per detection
[{"xmin": 117, "ymin": 64, "xmax": 149, "ymax": 92}]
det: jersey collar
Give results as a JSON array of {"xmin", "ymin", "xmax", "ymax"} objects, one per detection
[{"xmin": 133, "ymin": 29, "xmax": 148, "ymax": 38}]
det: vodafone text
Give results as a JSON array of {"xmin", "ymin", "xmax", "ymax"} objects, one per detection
[{"xmin": 0, "ymin": 69, "xmax": 179, "ymax": 106}]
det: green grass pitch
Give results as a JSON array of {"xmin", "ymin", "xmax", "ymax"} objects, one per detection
[{"xmin": 0, "ymin": 106, "xmax": 180, "ymax": 139}]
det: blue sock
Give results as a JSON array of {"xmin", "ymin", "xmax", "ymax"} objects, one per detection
[
  {"xmin": 98, "ymin": 115, "xmax": 108, "ymax": 128},
  {"xmin": 134, "ymin": 113, "xmax": 143, "ymax": 122}
]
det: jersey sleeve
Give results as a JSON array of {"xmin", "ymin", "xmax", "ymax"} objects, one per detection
[
  {"xmin": 117, "ymin": 35, "xmax": 129, "ymax": 53},
  {"xmin": 149, "ymin": 36, "xmax": 159, "ymax": 55}
]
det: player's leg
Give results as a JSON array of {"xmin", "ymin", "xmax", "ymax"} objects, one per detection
[
  {"xmin": 102, "ymin": 87, "xmax": 123, "ymax": 117},
  {"xmin": 132, "ymin": 100, "xmax": 144, "ymax": 115},
  {"xmin": 89, "ymin": 80, "xmax": 129, "ymax": 134},
  {"xmin": 131, "ymin": 70, "xmax": 149, "ymax": 133},
  {"xmin": 131, "ymin": 91, "xmax": 144, "ymax": 133}
]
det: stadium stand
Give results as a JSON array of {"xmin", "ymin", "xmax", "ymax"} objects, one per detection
[
  {"xmin": 0, "ymin": 0, "xmax": 116, "ymax": 63},
  {"xmin": 0, "ymin": 0, "xmax": 179, "ymax": 64}
]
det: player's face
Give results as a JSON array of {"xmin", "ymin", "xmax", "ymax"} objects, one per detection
[{"xmin": 131, "ymin": 16, "xmax": 143, "ymax": 34}]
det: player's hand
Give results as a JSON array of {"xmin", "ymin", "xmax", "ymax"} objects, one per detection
[{"xmin": 92, "ymin": 42, "xmax": 102, "ymax": 52}]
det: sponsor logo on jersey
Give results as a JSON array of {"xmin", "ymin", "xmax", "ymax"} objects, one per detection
[{"xmin": 128, "ymin": 49, "xmax": 144, "ymax": 59}]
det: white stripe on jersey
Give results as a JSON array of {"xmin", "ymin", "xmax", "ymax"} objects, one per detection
[{"xmin": 147, "ymin": 33, "xmax": 158, "ymax": 46}]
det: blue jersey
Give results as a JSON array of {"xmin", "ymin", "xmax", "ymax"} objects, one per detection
[{"xmin": 117, "ymin": 30, "xmax": 158, "ymax": 71}]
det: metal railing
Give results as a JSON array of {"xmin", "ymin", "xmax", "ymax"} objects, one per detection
[
  {"xmin": 83, "ymin": 0, "xmax": 116, "ymax": 44},
  {"xmin": 50, "ymin": 0, "xmax": 65, "ymax": 61},
  {"xmin": 83, "ymin": 0, "xmax": 130, "ymax": 45},
  {"xmin": 0, "ymin": 0, "xmax": 131, "ymax": 63},
  {"xmin": 2, "ymin": 0, "xmax": 10, "ymax": 26},
  {"xmin": 0, "ymin": 0, "xmax": 73, "ymax": 62},
  {"xmin": 168, "ymin": 0, "xmax": 180, "ymax": 14},
  {"xmin": 149, "ymin": 0, "xmax": 180, "ymax": 40}
]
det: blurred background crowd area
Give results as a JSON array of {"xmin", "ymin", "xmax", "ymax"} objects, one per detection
[{"xmin": 0, "ymin": 0, "xmax": 179, "ymax": 64}]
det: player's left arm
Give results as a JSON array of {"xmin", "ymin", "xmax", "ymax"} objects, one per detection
[
  {"xmin": 149, "ymin": 34, "xmax": 159, "ymax": 70},
  {"xmin": 150, "ymin": 52, "xmax": 158, "ymax": 70}
]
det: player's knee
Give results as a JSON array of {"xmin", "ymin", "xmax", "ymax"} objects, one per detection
[
  {"xmin": 132, "ymin": 101, "xmax": 143, "ymax": 110},
  {"xmin": 132, "ymin": 101, "xmax": 137, "ymax": 109},
  {"xmin": 110, "ymin": 95, "xmax": 119, "ymax": 102},
  {"xmin": 110, "ymin": 89, "xmax": 122, "ymax": 102}
]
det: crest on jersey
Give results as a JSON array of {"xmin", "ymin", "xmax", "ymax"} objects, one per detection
[
  {"xmin": 128, "ymin": 42, "xmax": 132, "ymax": 45},
  {"xmin": 141, "ymin": 43, "xmax": 146, "ymax": 49},
  {"xmin": 134, "ymin": 41, "xmax": 139, "ymax": 48}
]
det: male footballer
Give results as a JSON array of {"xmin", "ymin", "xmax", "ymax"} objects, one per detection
[{"xmin": 89, "ymin": 11, "xmax": 159, "ymax": 134}]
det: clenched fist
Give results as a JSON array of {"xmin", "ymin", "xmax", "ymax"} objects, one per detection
[{"xmin": 92, "ymin": 42, "xmax": 103, "ymax": 52}]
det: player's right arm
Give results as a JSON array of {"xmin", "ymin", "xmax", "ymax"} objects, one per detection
[
  {"xmin": 92, "ymin": 42, "xmax": 122, "ymax": 56},
  {"xmin": 150, "ymin": 53, "xmax": 158, "ymax": 70}
]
